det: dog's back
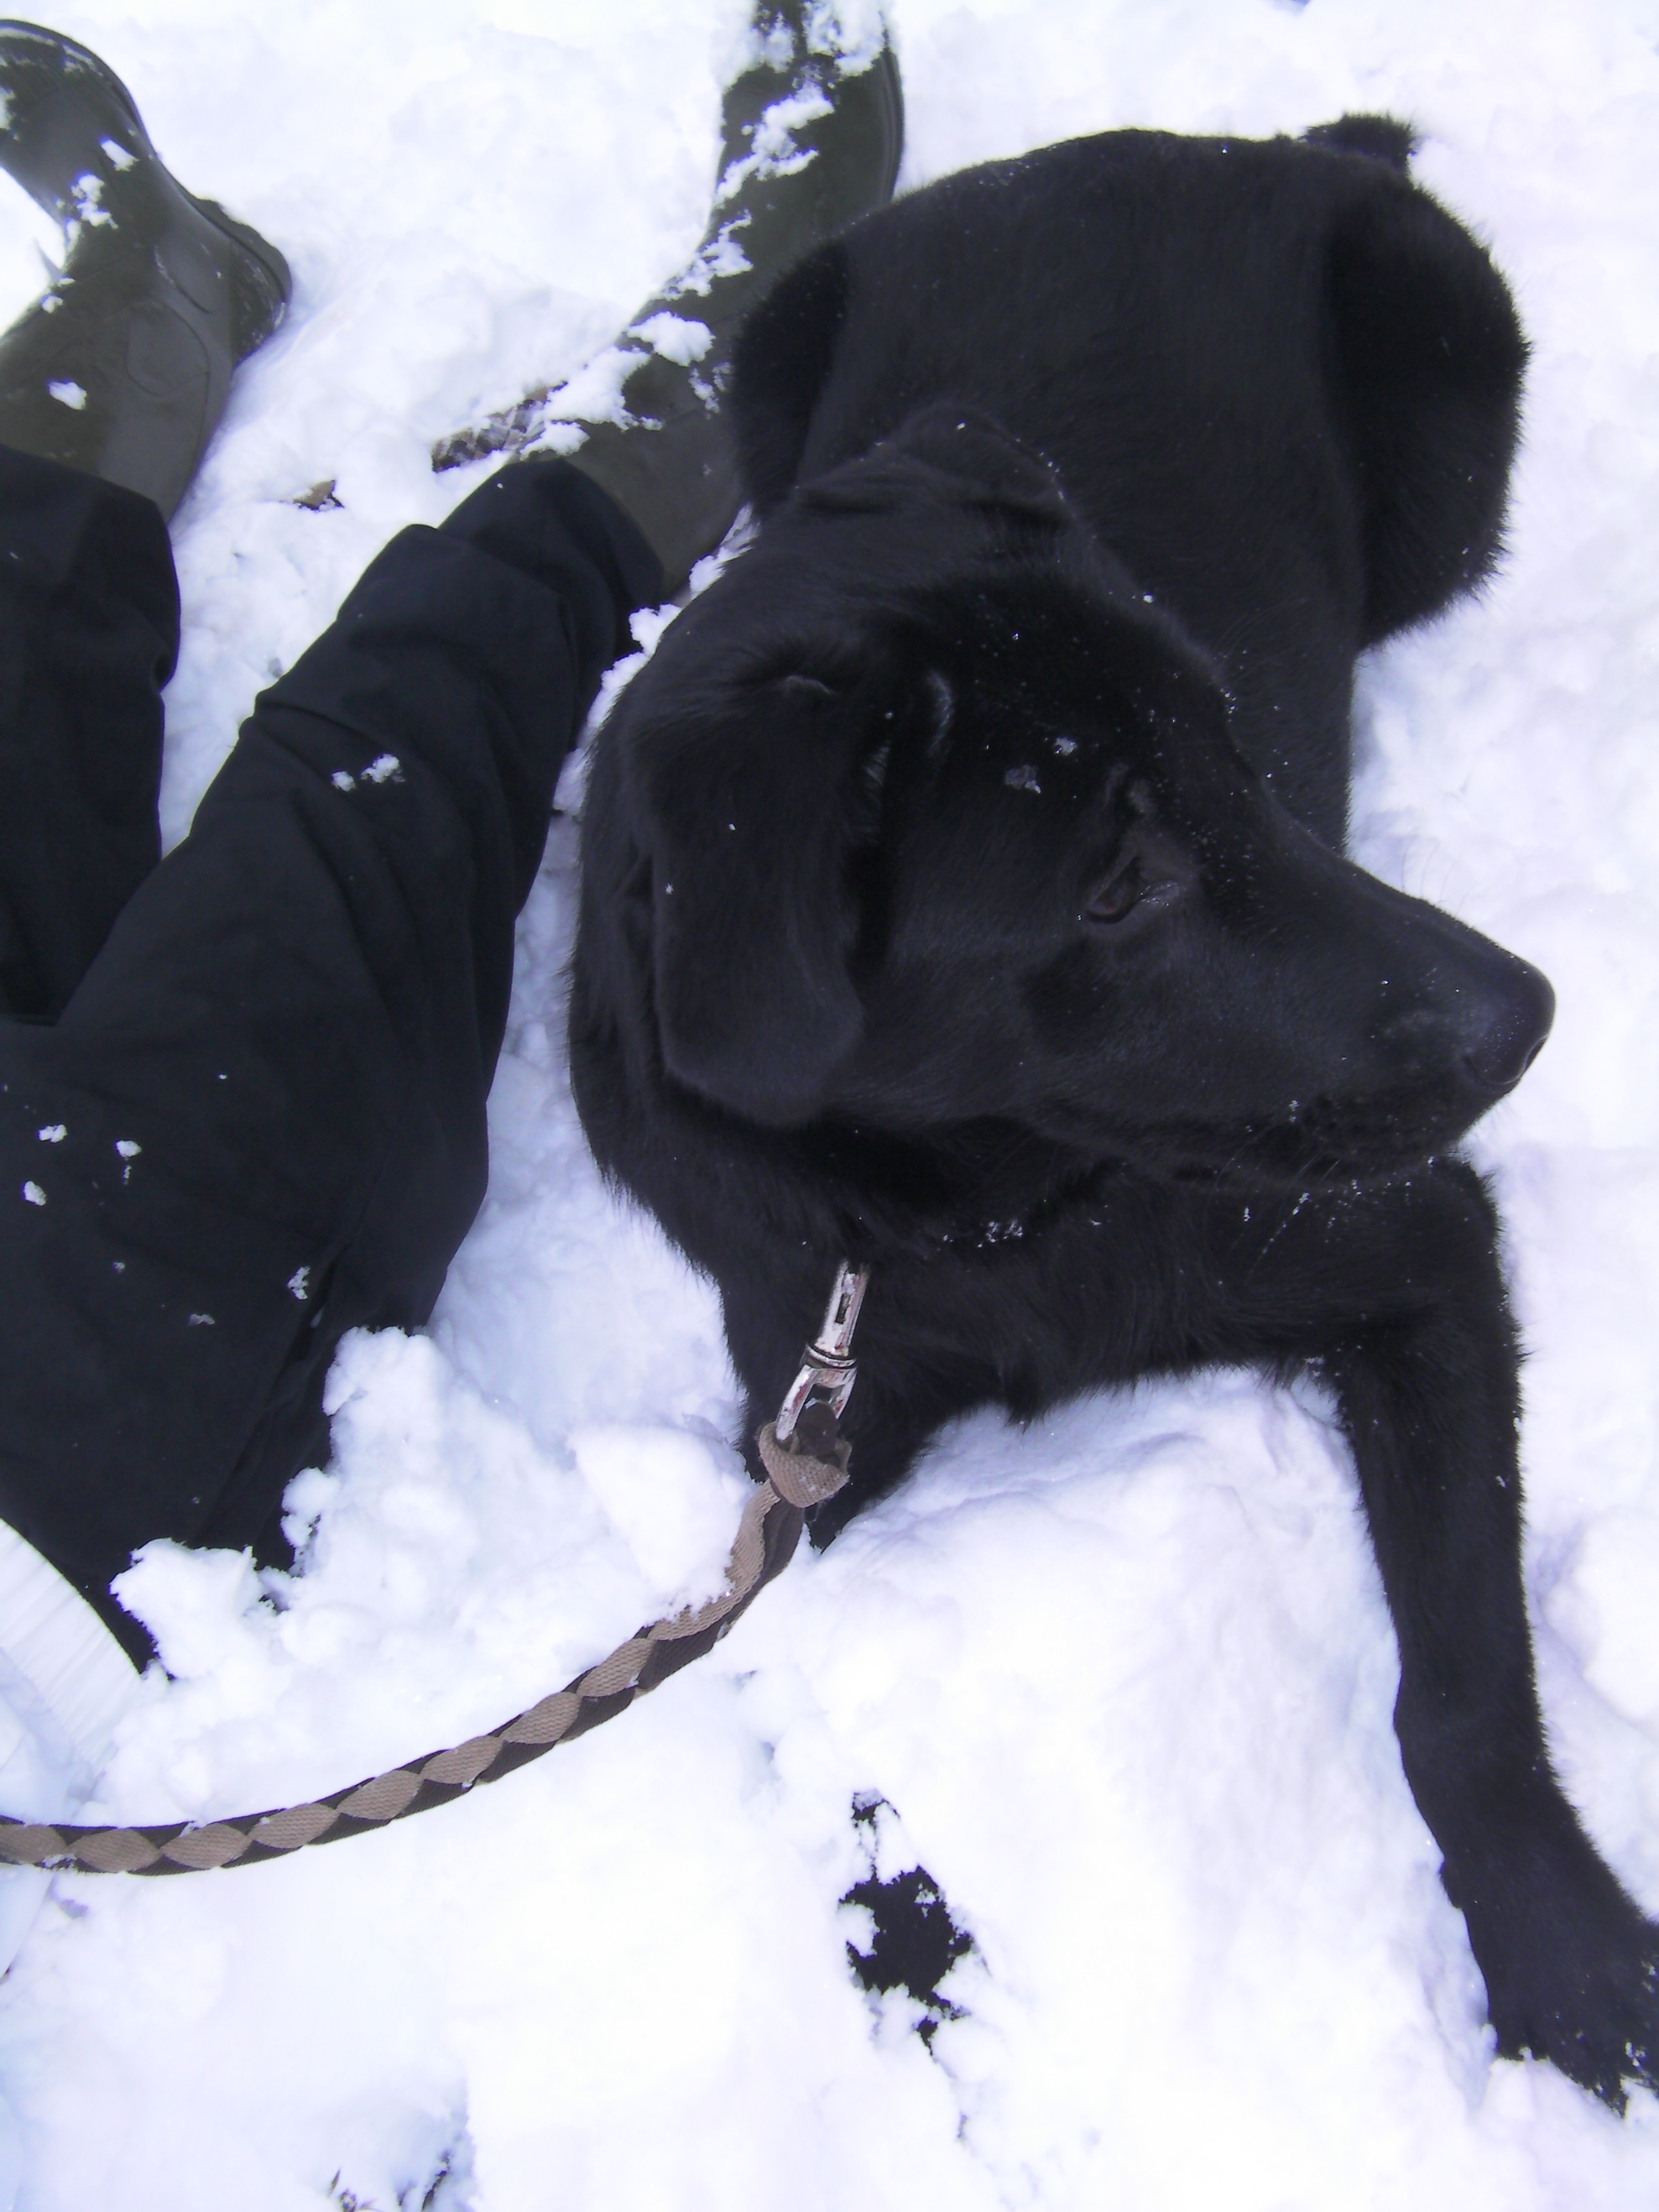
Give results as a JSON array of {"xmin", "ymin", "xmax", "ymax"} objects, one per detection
[{"xmin": 734, "ymin": 124, "xmax": 1524, "ymax": 843}]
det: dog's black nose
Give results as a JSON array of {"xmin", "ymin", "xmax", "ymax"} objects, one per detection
[
  {"xmin": 1458, "ymin": 955, "xmax": 1556, "ymax": 1098},
  {"xmin": 1371, "ymin": 949, "xmax": 1554, "ymax": 1102}
]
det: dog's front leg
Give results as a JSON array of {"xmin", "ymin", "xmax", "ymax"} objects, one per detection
[{"xmin": 1236, "ymin": 1162, "xmax": 1659, "ymax": 2106}]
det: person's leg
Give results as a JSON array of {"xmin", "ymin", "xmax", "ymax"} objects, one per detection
[
  {"xmin": 0, "ymin": 19, "xmax": 291, "ymax": 1020},
  {"xmin": 0, "ymin": 20, "xmax": 290, "ymax": 519},
  {"xmin": 0, "ymin": 458, "xmax": 661, "ymax": 1665},
  {"xmin": 0, "ymin": 54, "xmax": 289, "ymax": 2072},
  {"xmin": 0, "ymin": 6, "xmax": 902, "ymax": 1677},
  {"xmin": 435, "ymin": 1, "xmax": 904, "ymax": 592},
  {"xmin": 0, "ymin": 446, "xmax": 178, "ymax": 1019}
]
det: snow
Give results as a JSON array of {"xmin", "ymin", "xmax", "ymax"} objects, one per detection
[
  {"xmin": 3, "ymin": 0, "xmax": 1659, "ymax": 2204},
  {"xmin": 628, "ymin": 309, "xmax": 713, "ymax": 363}
]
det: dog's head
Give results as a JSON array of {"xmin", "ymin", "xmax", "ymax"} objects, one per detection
[{"xmin": 596, "ymin": 406, "xmax": 1552, "ymax": 1184}]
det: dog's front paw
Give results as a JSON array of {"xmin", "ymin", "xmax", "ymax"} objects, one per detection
[
  {"xmin": 1491, "ymin": 1939, "xmax": 1658, "ymax": 2110},
  {"xmin": 1451, "ymin": 1839, "xmax": 1659, "ymax": 2110}
]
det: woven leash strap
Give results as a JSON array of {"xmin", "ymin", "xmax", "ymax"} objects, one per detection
[{"xmin": 0, "ymin": 1423, "xmax": 847, "ymax": 1879}]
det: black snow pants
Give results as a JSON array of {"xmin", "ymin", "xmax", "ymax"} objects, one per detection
[{"xmin": 0, "ymin": 444, "xmax": 660, "ymax": 1665}]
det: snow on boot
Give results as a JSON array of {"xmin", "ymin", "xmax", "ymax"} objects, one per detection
[
  {"xmin": 432, "ymin": 1, "xmax": 904, "ymax": 592},
  {"xmin": 0, "ymin": 20, "xmax": 291, "ymax": 518}
]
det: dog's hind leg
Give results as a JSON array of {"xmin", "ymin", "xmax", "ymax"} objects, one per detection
[{"xmin": 1223, "ymin": 1162, "xmax": 1659, "ymax": 2106}]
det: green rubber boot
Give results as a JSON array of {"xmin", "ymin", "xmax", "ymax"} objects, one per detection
[
  {"xmin": 434, "ymin": 3, "xmax": 903, "ymax": 592},
  {"xmin": 0, "ymin": 21, "xmax": 291, "ymax": 518}
]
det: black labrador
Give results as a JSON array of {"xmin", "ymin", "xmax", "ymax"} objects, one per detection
[{"xmin": 569, "ymin": 116, "xmax": 1659, "ymax": 2106}]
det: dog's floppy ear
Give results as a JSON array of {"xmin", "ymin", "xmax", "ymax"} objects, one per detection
[
  {"xmin": 629, "ymin": 648, "xmax": 874, "ymax": 1127},
  {"xmin": 619, "ymin": 405, "xmax": 1074, "ymax": 1129},
  {"xmin": 804, "ymin": 401, "xmax": 1074, "ymax": 534}
]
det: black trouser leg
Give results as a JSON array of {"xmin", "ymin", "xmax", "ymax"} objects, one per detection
[
  {"xmin": 0, "ymin": 453, "xmax": 660, "ymax": 1663},
  {"xmin": 0, "ymin": 446, "xmax": 177, "ymax": 1020}
]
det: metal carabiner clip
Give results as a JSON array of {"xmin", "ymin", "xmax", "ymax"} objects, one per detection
[{"xmin": 774, "ymin": 1261, "xmax": 870, "ymax": 1447}]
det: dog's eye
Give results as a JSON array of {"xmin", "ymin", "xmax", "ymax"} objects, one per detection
[{"xmin": 1086, "ymin": 861, "xmax": 1142, "ymax": 923}]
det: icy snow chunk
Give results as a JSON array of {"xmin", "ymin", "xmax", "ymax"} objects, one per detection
[
  {"xmin": 754, "ymin": 86, "xmax": 834, "ymax": 160},
  {"xmin": 1004, "ymin": 764, "xmax": 1042, "ymax": 794},
  {"xmin": 20, "ymin": 1181, "xmax": 44, "ymax": 1206},
  {"xmin": 46, "ymin": 379, "xmax": 86, "ymax": 410},
  {"xmin": 279, "ymin": 1462, "xmax": 337, "ymax": 1555},
  {"xmin": 112, "ymin": 1540, "xmax": 267, "ymax": 1684},
  {"xmin": 99, "ymin": 136, "xmax": 135, "ymax": 171},
  {"xmin": 68, "ymin": 173, "xmax": 110, "ymax": 226},
  {"xmin": 331, "ymin": 770, "xmax": 355, "ymax": 791},
  {"xmin": 35, "ymin": 1125, "xmax": 65, "ymax": 1144},
  {"xmin": 570, "ymin": 1424, "xmax": 749, "ymax": 1608},
  {"xmin": 361, "ymin": 753, "xmax": 403, "ymax": 784},
  {"xmin": 802, "ymin": 0, "xmax": 890, "ymax": 72},
  {"xmin": 288, "ymin": 1266, "xmax": 311, "ymax": 1301},
  {"xmin": 664, "ymin": 221, "xmax": 752, "ymax": 298},
  {"xmin": 715, "ymin": 86, "xmax": 834, "ymax": 206},
  {"xmin": 630, "ymin": 311, "xmax": 712, "ymax": 366},
  {"xmin": 114, "ymin": 1139, "xmax": 140, "ymax": 1159},
  {"xmin": 729, "ymin": 7, "xmax": 798, "ymax": 74},
  {"xmin": 529, "ymin": 343, "xmax": 639, "ymax": 437}
]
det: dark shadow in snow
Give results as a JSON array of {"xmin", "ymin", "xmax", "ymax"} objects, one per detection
[{"xmin": 841, "ymin": 1795, "xmax": 975, "ymax": 2048}]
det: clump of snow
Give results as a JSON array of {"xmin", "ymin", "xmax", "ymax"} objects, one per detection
[
  {"xmin": 2, "ymin": 1, "xmax": 1659, "ymax": 2207},
  {"xmin": 721, "ymin": 0, "xmax": 891, "ymax": 88},
  {"xmin": 628, "ymin": 309, "xmax": 712, "ymax": 363},
  {"xmin": 806, "ymin": 0, "xmax": 893, "ymax": 76},
  {"xmin": 66, "ymin": 174, "xmax": 109, "ymax": 229}
]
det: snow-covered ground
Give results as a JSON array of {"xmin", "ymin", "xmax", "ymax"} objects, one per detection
[{"xmin": 3, "ymin": 0, "xmax": 1659, "ymax": 2204}]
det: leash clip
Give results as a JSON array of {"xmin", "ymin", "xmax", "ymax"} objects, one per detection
[{"xmin": 774, "ymin": 1261, "xmax": 870, "ymax": 1446}]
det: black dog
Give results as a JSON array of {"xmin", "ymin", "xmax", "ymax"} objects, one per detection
[{"xmin": 570, "ymin": 117, "xmax": 1659, "ymax": 2105}]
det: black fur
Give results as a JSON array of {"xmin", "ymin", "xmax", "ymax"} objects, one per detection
[{"xmin": 570, "ymin": 121, "xmax": 1659, "ymax": 2105}]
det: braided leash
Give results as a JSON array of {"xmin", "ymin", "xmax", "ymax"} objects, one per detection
[{"xmin": 0, "ymin": 1267, "xmax": 869, "ymax": 1879}]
